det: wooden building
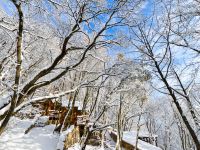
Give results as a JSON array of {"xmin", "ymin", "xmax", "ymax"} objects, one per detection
[
  {"xmin": 35, "ymin": 98, "xmax": 83, "ymax": 126},
  {"xmin": 33, "ymin": 98, "xmax": 103, "ymax": 149},
  {"xmin": 108, "ymin": 129, "xmax": 161, "ymax": 150}
]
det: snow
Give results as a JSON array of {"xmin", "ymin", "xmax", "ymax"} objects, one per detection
[
  {"xmin": 0, "ymin": 117, "xmax": 59, "ymax": 150},
  {"xmin": 108, "ymin": 130, "xmax": 161, "ymax": 150},
  {"xmin": 34, "ymin": 116, "xmax": 49, "ymax": 126},
  {"xmin": 61, "ymin": 97, "xmax": 82, "ymax": 110},
  {"xmin": 0, "ymin": 92, "xmax": 11, "ymax": 113},
  {"xmin": 14, "ymin": 88, "xmax": 78, "ymax": 112},
  {"xmin": 16, "ymin": 105, "xmax": 42, "ymax": 119},
  {"xmin": 56, "ymin": 125, "xmax": 74, "ymax": 150},
  {"xmin": 122, "ymin": 131, "xmax": 162, "ymax": 150},
  {"xmin": 0, "ymin": 103, "xmax": 10, "ymax": 116},
  {"xmin": 124, "ymin": 130, "xmax": 158, "ymax": 138},
  {"xmin": 68, "ymin": 143, "xmax": 103, "ymax": 150},
  {"xmin": 105, "ymin": 131, "xmax": 119, "ymax": 149}
]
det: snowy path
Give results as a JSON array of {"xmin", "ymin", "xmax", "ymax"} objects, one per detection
[{"xmin": 0, "ymin": 117, "xmax": 59, "ymax": 150}]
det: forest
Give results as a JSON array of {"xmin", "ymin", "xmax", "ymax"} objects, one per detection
[{"xmin": 0, "ymin": 0, "xmax": 199, "ymax": 150}]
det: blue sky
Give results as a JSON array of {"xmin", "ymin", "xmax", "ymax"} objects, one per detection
[
  {"xmin": 106, "ymin": 0, "xmax": 153, "ymax": 60},
  {"xmin": 0, "ymin": 0, "xmax": 152, "ymax": 61},
  {"xmin": 0, "ymin": 0, "xmax": 14, "ymax": 15}
]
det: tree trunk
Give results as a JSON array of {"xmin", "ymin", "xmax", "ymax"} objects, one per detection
[
  {"xmin": 116, "ymin": 98, "xmax": 122, "ymax": 150},
  {"xmin": 135, "ymin": 115, "xmax": 141, "ymax": 150},
  {"xmin": 0, "ymin": 1, "xmax": 23, "ymax": 135},
  {"xmin": 80, "ymin": 126, "xmax": 91, "ymax": 150},
  {"xmin": 154, "ymin": 60, "xmax": 200, "ymax": 149}
]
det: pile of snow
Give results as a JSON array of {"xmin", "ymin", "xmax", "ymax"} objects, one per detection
[
  {"xmin": 34, "ymin": 115, "xmax": 49, "ymax": 126},
  {"xmin": 0, "ymin": 117, "xmax": 59, "ymax": 150}
]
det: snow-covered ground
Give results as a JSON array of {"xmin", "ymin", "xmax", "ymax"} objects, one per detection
[
  {"xmin": 0, "ymin": 117, "xmax": 59, "ymax": 150},
  {"xmin": 0, "ymin": 117, "xmax": 162, "ymax": 150},
  {"xmin": 0, "ymin": 117, "xmax": 102, "ymax": 150}
]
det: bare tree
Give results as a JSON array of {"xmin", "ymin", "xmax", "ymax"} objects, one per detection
[
  {"xmin": 0, "ymin": 0, "xmax": 133, "ymax": 135},
  {"xmin": 129, "ymin": 2, "xmax": 200, "ymax": 147}
]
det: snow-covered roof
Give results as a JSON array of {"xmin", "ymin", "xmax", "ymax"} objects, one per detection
[
  {"xmin": 125, "ymin": 130, "xmax": 158, "ymax": 138},
  {"xmin": 122, "ymin": 131, "xmax": 161, "ymax": 150},
  {"xmin": 61, "ymin": 97, "xmax": 82, "ymax": 110},
  {"xmin": 110, "ymin": 130, "xmax": 161, "ymax": 150}
]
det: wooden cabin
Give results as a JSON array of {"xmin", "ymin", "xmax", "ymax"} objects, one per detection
[
  {"xmin": 108, "ymin": 129, "xmax": 161, "ymax": 150},
  {"xmin": 33, "ymin": 98, "xmax": 83, "ymax": 126},
  {"xmin": 138, "ymin": 135, "xmax": 158, "ymax": 146},
  {"xmin": 33, "ymin": 98, "xmax": 103, "ymax": 149}
]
